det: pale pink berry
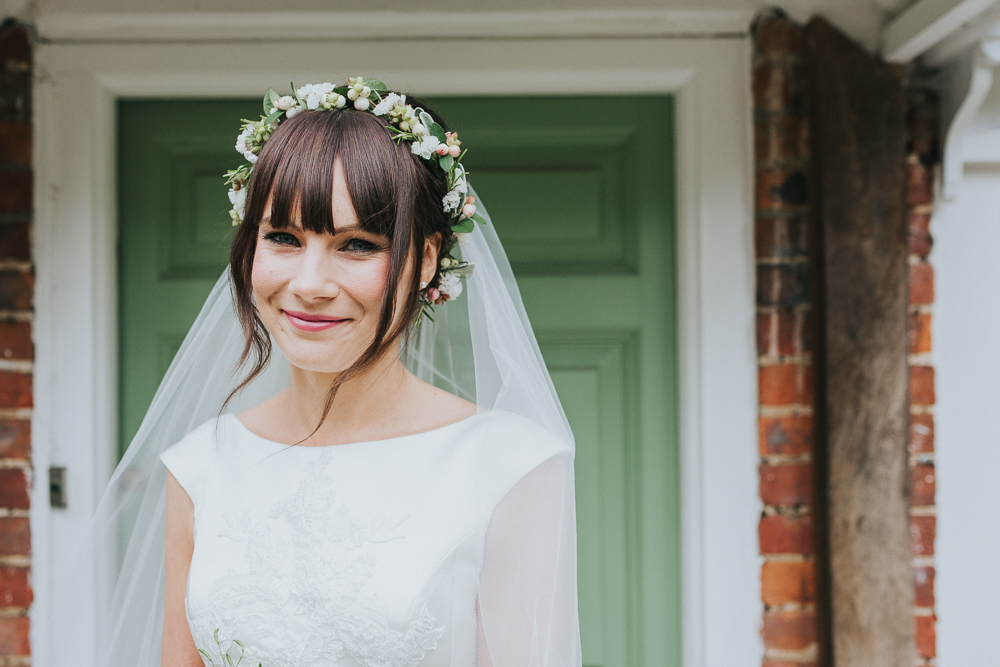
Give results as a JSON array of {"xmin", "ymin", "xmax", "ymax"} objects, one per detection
[
  {"xmin": 448, "ymin": 144, "xmax": 461, "ymax": 158},
  {"xmin": 435, "ymin": 145, "xmax": 449, "ymax": 155},
  {"xmin": 465, "ymin": 195, "xmax": 475, "ymax": 205},
  {"xmin": 427, "ymin": 287, "xmax": 440, "ymax": 302},
  {"xmin": 462, "ymin": 203, "xmax": 476, "ymax": 218}
]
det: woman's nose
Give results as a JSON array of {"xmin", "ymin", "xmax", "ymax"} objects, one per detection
[{"xmin": 288, "ymin": 247, "xmax": 340, "ymax": 301}]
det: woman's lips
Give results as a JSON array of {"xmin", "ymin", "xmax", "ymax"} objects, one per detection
[{"xmin": 282, "ymin": 309, "xmax": 348, "ymax": 332}]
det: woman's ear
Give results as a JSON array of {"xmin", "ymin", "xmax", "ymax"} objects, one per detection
[{"xmin": 420, "ymin": 233, "xmax": 442, "ymax": 286}]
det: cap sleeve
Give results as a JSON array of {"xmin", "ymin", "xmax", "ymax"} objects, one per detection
[{"xmin": 158, "ymin": 418, "xmax": 216, "ymax": 509}]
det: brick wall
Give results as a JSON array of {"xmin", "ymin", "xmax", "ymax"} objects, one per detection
[
  {"xmin": 752, "ymin": 14, "xmax": 818, "ymax": 666},
  {"xmin": 0, "ymin": 19, "xmax": 33, "ymax": 663},
  {"xmin": 906, "ymin": 87, "xmax": 938, "ymax": 666},
  {"xmin": 753, "ymin": 11, "xmax": 940, "ymax": 667}
]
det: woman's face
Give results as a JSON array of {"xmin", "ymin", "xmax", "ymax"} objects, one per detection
[{"xmin": 252, "ymin": 160, "xmax": 432, "ymax": 374}]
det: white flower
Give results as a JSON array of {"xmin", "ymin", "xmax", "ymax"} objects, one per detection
[
  {"xmin": 286, "ymin": 107, "xmax": 300, "ymax": 118},
  {"xmin": 410, "ymin": 134, "xmax": 441, "ymax": 159},
  {"xmin": 275, "ymin": 95, "xmax": 295, "ymax": 111},
  {"xmin": 228, "ymin": 187, "xmax": 247, "ymax": 219},
  {"xmin": 297, "ymin": 82, "xmax": 335, "ymax": 110},
  {"xmin": 442, "ymin": 188, "xmax": 462, "ymax": 213},
  {"xmin": 452, "ymin": 164, "xmax": 469, "ymax": 195},
  {"xmin": 235, "ymin": 126, "xmax": 258, "ymax": 164},
  {"xmin": 439, "ymin": 272, "xmax": 463, "ymax": 300},
  {"xmin": 373, "ymin": 93, "xmax": 401, "ymax": 116},
  {"xmin": 456, "ymin": 232, "xmax": 471, "ymax": 247}
]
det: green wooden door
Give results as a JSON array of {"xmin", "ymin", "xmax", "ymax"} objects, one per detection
[{"xmin": 118, "ymin": 96, "xmax": 679, "ymax": 667}]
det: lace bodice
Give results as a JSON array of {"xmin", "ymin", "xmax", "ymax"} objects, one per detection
[{"xmin": 160, "ymin": 411, "xmax": 568, "ymax": 667}]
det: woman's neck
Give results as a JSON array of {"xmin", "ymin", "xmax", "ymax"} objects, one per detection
[{"xmin": 278, "ymin": 346, "xmax": 413, "ymax": 445}]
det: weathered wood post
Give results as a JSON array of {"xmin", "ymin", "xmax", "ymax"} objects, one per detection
[{"xmin": 805, "ymin": 17, "xmax": 915, "ymax": 667}]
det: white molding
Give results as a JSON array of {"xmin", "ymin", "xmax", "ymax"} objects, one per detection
[
  {"xmin": 32, "ymin": 35, "xmax": 759, "ymax": 667},
  {"xmin": 942, "ymin": 47, "xmax": 995, "ymax": 198},
  {"xmin": 882, "ymin": 0, "xmax": 1000, "ymax": 62},
  {"xmin": 36, "ymin": 8, "xmax": 753, "ymax": 43}
]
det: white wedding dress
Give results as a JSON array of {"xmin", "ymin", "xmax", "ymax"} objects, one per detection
[{"xmin": 160, "ymin": 409, "xmax": 576, "ymax": 667}]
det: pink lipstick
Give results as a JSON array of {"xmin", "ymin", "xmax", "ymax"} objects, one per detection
[{"xmin": 283, "ymin": 310, "xmax": 348, "ymax": 332}]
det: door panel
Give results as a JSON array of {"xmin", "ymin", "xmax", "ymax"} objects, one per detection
[{"xmin": 118, "ymin": 95, "xmax": 678, "ymax": 667}]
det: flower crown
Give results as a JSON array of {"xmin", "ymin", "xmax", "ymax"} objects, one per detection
[{"xmin": 225, "ymin": 77, "xmax": 482, "ymax": 319}]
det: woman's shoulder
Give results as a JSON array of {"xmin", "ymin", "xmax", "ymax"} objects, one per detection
[
  {"xmin": 448, "ymin": 410, "xmax": 571, "ymax": 499},
  {"xmin": 160, "ymin": 416, "xmax": 221, "ymax": 462}
]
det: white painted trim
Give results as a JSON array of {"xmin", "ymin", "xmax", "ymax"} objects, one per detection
[
  {"xmin": 36, "ymin": 8, "xmax": 753, "ymax": 43},
  {"xmin": 32, "ymin": 35, "xmax": 759, "ymax": 667},
  {"xmin": 882, "ymin": 0, "xmax": 1000, "ymax": 62},
  {"xmin": 942, "ymin": 47, "xmax": 995, "ymax": 198}
]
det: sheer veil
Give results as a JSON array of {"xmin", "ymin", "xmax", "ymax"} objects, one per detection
[{"xmin": 57, "ymin": 190, "xmax": 582, "ymax": 666}]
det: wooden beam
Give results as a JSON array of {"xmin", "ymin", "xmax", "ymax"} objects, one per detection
[{"xmin": 806, "ymin": 17, "xmax": 915, "ymax": 667}]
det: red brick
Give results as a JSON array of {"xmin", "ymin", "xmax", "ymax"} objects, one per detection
[
  {"xmin": 0, "ymin": 517, "xmax": 29, "ymax": 556},
  {"xmin": 0, "ymin": 421, "xmax": 28, "ymax": 460},
  {"xmin": 914, "ymin": 565, "xmax": 935, "ymax": 608},
  {"xmin": 908, "ymin": 311, "xmax": 931, "ymax": 355},
  {"xmin": 0, "ymin": 617, "xmax": 29, "ymax": 655},
  {"xmin": 754, "ymin": 16, "xmax": 805, "ymax": 57},
  {"xmin": 0, "ymin": 24, "xmax": 31, "ymax": 64},
  {"xmin": 757, "ymin": 309, "xmax": 811, "ymax": 357},
  {"xmin": 0, "ymin": 121, "xmax": 29, "ymax": 164},
  {"xmin": 911, "ymin": 515, "xmax": 935, "ymax": 556},
  {"xmin": 0, "ymin": 567, "xmax": 30, "ymax": 607},
  {"xmin": 759, "ymin": 364, "xmax": 813, "ymax": 406},
  {"xmin": 909, "ymin": 261, "xmax": 934, "ymax": 305},
  {"xmin": 760, "ymin": 514, "xmax": 814, "ymax": 554},
  {"xmin": 0, "ymin": 373, "xmax": 29, "ymax": 409},
  {"xmin": 908, "ymin": 211, "xmax": 932, "ymax": 256},
  {"xmin": 0, "ymin": 271, "xmax": 32, "ymax": 310},
  {"xmin": 0, "ymin": 322, "xmax": 30, "ymax": 360},
  {"xmin": 757, "ymin": 168, "xmax": 809, "ymax": 210},
  {"xmin": 762, "ymin": 610, "xmax": 817, "ymax": 651},
  {"xmin": 761, "ymin": 463, "xmax": 813, "ymax": 506},
  {"xmin": 915, "ymin": 614, "xmax": 936, "ymax": 659},
  {"xmin": 0, "ymin": 171, "xmax": 30, "ymax": 215},
  {"xmin": 760, "ymin": 414, "xmax": 813, "ymax": 457},
  {"xmin": 756, "ymin": 213, "xmax": 809, "ymax": 259},
  {"xmin": 0, "ymin": 222, "xmax": 29, "ymax": 262},
  {"xmin": 909, "ymin": 414, "xmax": 934, "ymax": 454},
  {"xmin": 911, "ymin": 463, "xmax": 935, "ymax": 506},
  {"xmin": 907, "ymin": 157, "xmax": 933, "ymax": 206},
  {"xmin": 761, "ymin": 559, "xmax": 816, "ymax": 606},
  {"xmin": 0, "ymin": 470, "xmax": 27, "ymax": 510},
  {"xmin": 910, "ymin": 366, "xmax": 935, "ymax": 406},
  {"xmin": 756, "ymin": 117, "xmax": 809, "ymax": 166},
  {"xmin": 757, "ymin": 264, "xmax": 811, "ymax": 309}
]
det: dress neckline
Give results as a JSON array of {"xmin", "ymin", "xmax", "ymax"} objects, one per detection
[{"xmin": 227, "ymin": 410, "xmax": 485, "ymax": 450}]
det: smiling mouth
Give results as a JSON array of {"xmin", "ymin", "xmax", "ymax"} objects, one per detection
[{"xmin": 282, "ymin": 310, "xmax": 349, "ymax": 332}]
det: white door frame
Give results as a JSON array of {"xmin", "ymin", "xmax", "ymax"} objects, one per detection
[{"xmin": 31, "ymin": 18, "xmax": 761, "ymax": 667}]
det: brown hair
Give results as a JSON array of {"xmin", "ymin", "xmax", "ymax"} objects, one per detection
[{"xmin": 225, "ymin": 99, "xmax": 452, "ymax": 429}]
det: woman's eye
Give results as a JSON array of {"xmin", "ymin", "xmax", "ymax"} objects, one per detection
[
  {"xmin": 264, "ymin": 231, "xmax": 299, "ymax": 246},
  {"xmin": 343, "ymin": 238, "xmax": 380, "ymax": 253}
]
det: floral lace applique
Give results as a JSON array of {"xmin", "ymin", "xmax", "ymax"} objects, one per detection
[{"xmin": 188, "ymin": 449, "xmax": 445, "ymax": 667}]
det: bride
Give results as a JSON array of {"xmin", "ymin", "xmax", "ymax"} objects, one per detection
[{"xmin": 87, "ymin": 78, "xmax": 581, "ymax": 667}]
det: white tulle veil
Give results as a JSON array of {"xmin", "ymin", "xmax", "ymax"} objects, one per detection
[{"xmin": 57, "ymin": 186, "xmax": 581, "ymax": 666}]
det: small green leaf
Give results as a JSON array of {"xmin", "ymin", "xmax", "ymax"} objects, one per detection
[
  {"xmin": 451, "ymin": 218, "xmax": 475, "ymax": 233},
  {"xmin": 364, "ymin": 78, "xmax": 388, "ymax": 92},
  {"xmin": 262, "ymin": 90, "xmax": 272, "ymax": 113},
  {"xmin": 471, "ymin": 212, "xmax": 486, "ymax": 225},
  {"xmin": 292, "ymin": 81, "xmax": 304, "ymax": 107},
  {"xmin": 264, "ymin": 109, "xmax": 283, "ymax": 125},
  {"xmin": 429, "ymin": 122, "xmax": 447, "ymax": 143},
  {"xmin": 267, "ymin": 88, "xmax": 280, "ymax": 108},
  {"xmin": 438, "ymin": 154, "xmax": 454, "ymax": 172},
  {"xmin": 334, "ymin": 86, "xmax": 349, "ymax": 96}
]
